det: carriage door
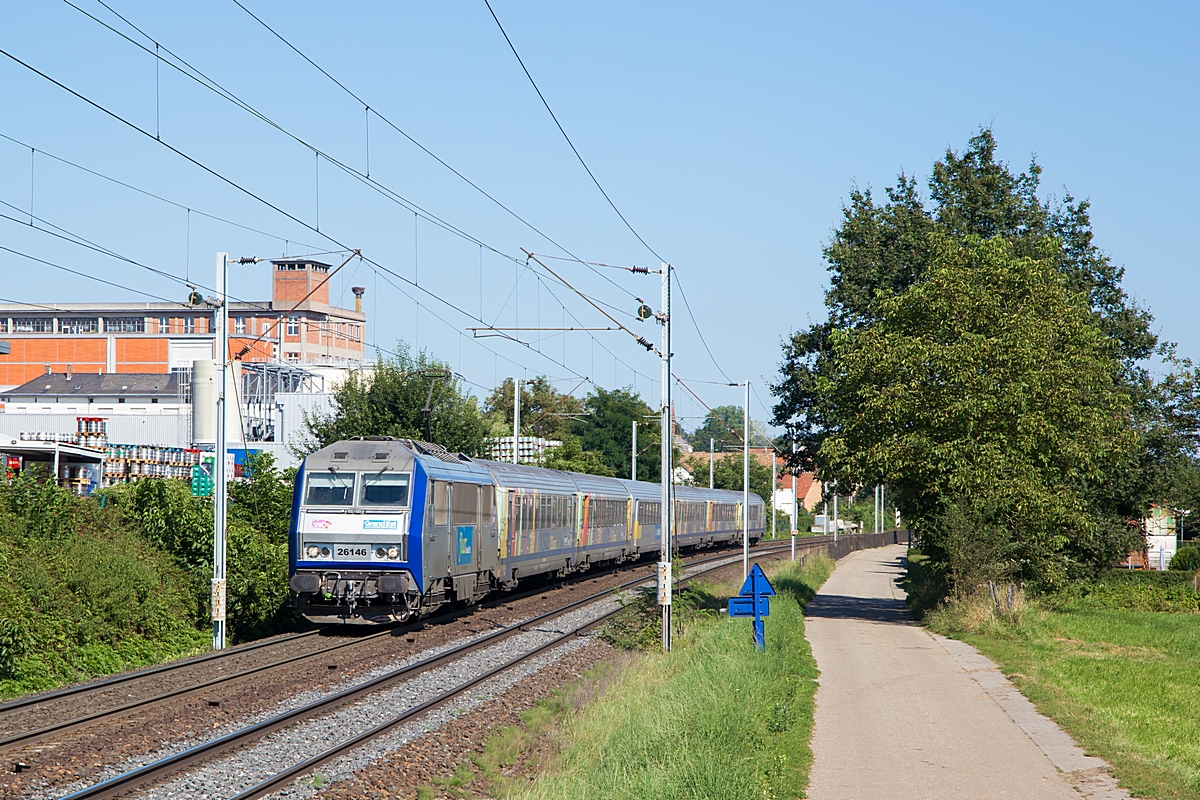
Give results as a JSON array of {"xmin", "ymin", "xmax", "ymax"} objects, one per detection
[
  {"xmin": 451, "ymin": 483, "xmax": 480, "ymax": 576},
  {"xmin": 480, "ymin": 485, "xmax": 498, "ymax": 573},
  {"xmin": 427, "ymin": 480, "xmax": 453, "ymax": 577}
]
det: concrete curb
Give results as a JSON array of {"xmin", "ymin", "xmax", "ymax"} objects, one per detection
[{"xmin": 931, "ymin": 632, "xmax": 1131, "ymax": 799}]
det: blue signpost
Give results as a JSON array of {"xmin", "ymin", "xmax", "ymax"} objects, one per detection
[{"xmin": 728, "ymin": 563, "xmax": 776, "ymax": 651}]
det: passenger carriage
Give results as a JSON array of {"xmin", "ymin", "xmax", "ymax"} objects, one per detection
[{"xmin": 288, "ymin": 437, "xmax": 766, "ymax": 624}]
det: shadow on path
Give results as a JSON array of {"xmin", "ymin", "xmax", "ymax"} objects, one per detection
[{"xmin": 805, "ymin": 594, "xmax": 912, "ymax": 623}]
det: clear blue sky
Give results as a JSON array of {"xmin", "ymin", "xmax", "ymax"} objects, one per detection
[{"xmin": 1, "ymin": 1, "xmax": 1196, "ymax": 432}]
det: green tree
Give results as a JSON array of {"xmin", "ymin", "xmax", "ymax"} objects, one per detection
[
  {"xmin": 711, "ymin": 454, "xmax": 774, "ymax": 508},
  {"xmin": 774, "ymin": 128, "xmax": 1155, "ymax": 472},
  {"xmin": 301, "ymin": 342, "xmax": 487, "ymax": 456},
  {"xmin": 483, "ymin": 376, "xmax": 584, "ymax": 441},
  {"xmin": 570, "ymin": 387, "xmax": 660, "ymax": 482},
  {"xmin": 687, "ymin": 405, "xmax": 770, "ymax": 451},
  {"xmin": 228, "ymin": 452, "xmax": 294, "ymax": 541},
  {"xmin": 816, "ymin": 234, "xmax": 1137, "ymax": 588},
  {"xmin": 543, "ymin": 436, "xmax": 616, "ymax": 477},
  {"xmin": 773, "ymin": 128, "xmax": 1171, "ymax": 588}
]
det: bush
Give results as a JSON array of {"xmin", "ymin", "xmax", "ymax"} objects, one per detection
[
  {"xmin": 1044, "ymin": 569, "xmax": 1200, "ymax": 613},
  {"xmin": 1171, "ymin": 545, "xmax": 1200, "ymax": 571},
  {"xmin": 0, "ymin": 477, "xmax": 207, "ymax": 697}
]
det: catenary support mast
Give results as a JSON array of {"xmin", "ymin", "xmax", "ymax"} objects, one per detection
[
  {"xmin": 212, "ymin": 252, "xmax": 229, "ymax": 650},
  {"xmin": 659, "ymin": 263, "xmax": 673, "ymax": 652}
]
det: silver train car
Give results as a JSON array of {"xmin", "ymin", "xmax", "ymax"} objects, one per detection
[{"xmin": 288, "ymin": 437, "xmax": 766, "ymax": 623}]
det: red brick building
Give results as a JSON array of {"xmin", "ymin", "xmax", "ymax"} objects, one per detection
[{"xmin": 0, "ymin": 258, "xmax": 365, "ymax": 391}]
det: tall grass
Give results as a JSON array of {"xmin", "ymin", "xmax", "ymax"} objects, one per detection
[{"xmin": 516, "ymin": 554, "xmax": 833, "ymax": 800}]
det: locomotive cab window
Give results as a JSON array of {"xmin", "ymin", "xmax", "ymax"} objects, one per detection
[
  {"xmin": 360, "ymin": 471, "xmax": 411, "ymax": 507},
  {"xmin": 304, "ymin": 470, "xmax": 355, "ymax": 506}
]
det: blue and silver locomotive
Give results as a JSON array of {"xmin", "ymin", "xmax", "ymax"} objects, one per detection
[{"xmin": 288, "ymin": 437, "xmax": 765, "ymax": 623}]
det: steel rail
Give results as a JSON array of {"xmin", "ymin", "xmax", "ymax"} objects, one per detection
[
  {"xmin": 58, "ymin": 542, "xmax": 802, "ymax": 800},
  {"xmin": 0, "ymin": 538, "xmax": 790, "ymax": 754},
  {"xmin": 0, "ymin": 630, "xmax": 318, "ymax": 716},
  {"xmin": 231, "ymin": 542, "xmax": 816, "ymax": 800}
]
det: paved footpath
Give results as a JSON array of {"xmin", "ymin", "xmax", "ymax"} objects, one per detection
[{"xmin": 804, "ymin": 544, "xmax": 1129, "ymax": 800}]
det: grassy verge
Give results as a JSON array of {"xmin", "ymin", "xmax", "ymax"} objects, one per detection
[
  {"xmin": 917, "ymin": 558, "xmax": 1200, "ymax": 798},
  {"xmin": 508, "ymin": 554, "xmax": 834, "ymax": 800}
]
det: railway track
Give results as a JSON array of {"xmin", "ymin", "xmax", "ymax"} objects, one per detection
[
  {"xmin": 58, "ymin": 540, "xmax": 811, "ymax": 800},
  {"xmin": 1, "ymin": 538, "xmax": 824, "ymax": 759}
]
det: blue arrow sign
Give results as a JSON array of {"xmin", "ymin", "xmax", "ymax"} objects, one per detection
[
  {"xmin": 728, "ymin": 563, "xmax": 776, "ymax": 651},
  {"xmin": 738, "ymin": 563, "xmax": 776, "ymax": 598},
  {"xmin": 727, "ymin": 596, "xmax": 770, "ymax": 618}
]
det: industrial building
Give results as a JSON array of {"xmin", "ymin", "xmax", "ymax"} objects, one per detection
[
  {"xmin": 0, "ymin": 257, "xmax": 366, "ymax": 392},
  {"xmin": 0, "ymin": 258, "xmax": 357, "ymax": 477}
]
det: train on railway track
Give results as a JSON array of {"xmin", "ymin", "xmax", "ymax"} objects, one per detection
[{"xmin": 288, "ymin": 436, "xmax": 766, "ymax": 623}]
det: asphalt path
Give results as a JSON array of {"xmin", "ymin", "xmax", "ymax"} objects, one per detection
[{"xmin": 804, "ymin": 544, "xmax": 1128, "ymax": 800}]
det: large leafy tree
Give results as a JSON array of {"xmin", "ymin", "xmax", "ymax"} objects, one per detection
[
  {"xmin": 301, "ymin": 342, "xmax": 487, "ymax": 456},
  {"xmin": 775, "ymin": 129, "xmax": 1155, "ymax": 468},
  {"xmin": 482, "ymin": 376, "xmax": 584, "ymax": 441},
  {"xmin": 688, "ymin": 405, "xmax": 771, "ymax": 451},
  {"xmin": 774, "ymin": 129, "xmax": 1161, "ymax": 586},
  {"xmin": 817, "ymin": 235, "xmax": 1137, "ymax": 587},
  {"xmin": 570, "ymin": 387, "xmax": 660, "ymax": 482}
]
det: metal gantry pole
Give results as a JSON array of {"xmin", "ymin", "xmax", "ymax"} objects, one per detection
[
  {"xmin": 832, "ymin": 483, "xmax": 839, "ymax": 543},
  {"xmin": 659, "ymin": 263, "xmax": 673, "ymax": 653},
  {"xmin": 771, "ymin": 448, "xmax": 777, "ymax": 540},
  {"xmin": 791, "ymin": 437, "xmax": 798, "ymax": 561},
  {"xmin": 709, "ymin": 437, "xmax": 714, "ymax": 489},
  {"xmin": 743, "ymin": 379, "xmax": 750, "ymax": 581},
  {"xmin": 631, "ymin": 419, "xmax": 637, "ymax": 481},
  {"xmin": 512, "ymin": 376, "xmax": 520, "ymax": 464},
  {"xmin": 212, "ymin": 252, "xmax": 229, "ymax": 650}
]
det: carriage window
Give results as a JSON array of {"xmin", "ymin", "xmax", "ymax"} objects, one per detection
[
  {"xmin": 304, "ymin": 471, "xmax": 354, "ymax": 506},
  {"xmin": 360, "ymin": 471, "xmax": 411, "ymax": 507},
  {"xmin": 453, "ymin": 483, "xmax": 479, "ymax": 525},
  {"xmin": 433, "ymin": 481, "xmax": 450, "ymax": 526},
  {"xmin": 481, "ymin": 485, "xmax": 496, "ymax": 524}
]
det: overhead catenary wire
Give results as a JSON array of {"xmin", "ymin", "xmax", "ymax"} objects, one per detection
[
  {"xmin": 49, "ymin": 1, "xmax": 660, "ymax": 380},
  {"xmin": 482, "ymin": 0, "xmax": 664, "ymax": 266},
  {"xmin": 0, "ymin": 46, "xmax": 656, "ymax": 394},
  {"xmin": 225, "ymin": 0, "xmax": 639, "ymax": 306},
  {"xmin": 0, "ymin": 245, "xmax": 184, "ymax": 305}
]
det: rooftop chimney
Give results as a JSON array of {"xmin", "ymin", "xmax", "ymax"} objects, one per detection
[
  {"xmin": 66, "ymin": 364, "xmax": 72, "ymax": 381},
  {"xmin": 352, "ymin": 286, "xmax": 366, "ymax": 314}
]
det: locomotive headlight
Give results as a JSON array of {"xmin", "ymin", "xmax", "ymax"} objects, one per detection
[
  {"xmin": 375, "ymin": 547, "xmax": 386, "ymax": 559},
  {"xmin": 386, "ymin": 546, "xmax": 400, "ymax": 559},
  {"xmin": 319, "ymin": 546, "xmax": 331, "ymax": 558},
  {"xmin": 305, "ymin": 545, "xmax": 319, "ymax": 559}
]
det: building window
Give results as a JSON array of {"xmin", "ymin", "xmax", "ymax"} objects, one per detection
[
  {"xmin": 184, "ymin": 318, "xmax": 195, "ymax": 334},
  {"xmin": 104, "ymin": 317, "xmax": 145, "ymax": 333},
  {"xmin": 158, "ymin": 317, "xmax": 169, "ymax": 333},
  {"xmin": 60, "ymin": 318, "xmax": 98, "ymax": 334},
  {"xmin": 286, "ymin": 315, "xmax": 299, "ymax": 336},
  {"xmin": 234, "ymin": 317, "xmax": 246, "ymax": 334},
  {"xmin": 285, "ymin": 351, "xmax": 300, "ymax": 363},
  {"xmin": 12, "ymin": 318, "xmax": 53, "ymax": 333}
]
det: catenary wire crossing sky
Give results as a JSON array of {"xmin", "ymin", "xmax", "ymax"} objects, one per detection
[{"xmin": 1, "ymin": 1, "xmax": 1196, "ymax": 430}]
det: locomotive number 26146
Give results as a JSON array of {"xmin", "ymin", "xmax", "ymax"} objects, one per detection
[{"xmin": 336, "ymin": 546, "xmax": 368, "ymax": 558}]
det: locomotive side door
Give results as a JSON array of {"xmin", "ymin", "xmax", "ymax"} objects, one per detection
[{"xmin": 426, "ymin": 480, "xmax": 453, "ymax": 578}]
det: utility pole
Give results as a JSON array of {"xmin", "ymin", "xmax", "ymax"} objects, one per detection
[
  {"xmin": 212, "ymin": 252, "xmax": 229, "ymax": 650},
  {"xmin": 743, "ymin": 379, "xmax": 750, "ymax": 581},
  {"xmin": 833, "ymin": 482, "xmax": 839, "ymax": 543},
  {"xmin": 659, "ymin": 263, "xmax": 673, "ymax": 653},
  {"xmin": 631, "ymin": 419, "xmax": 637, "ymax": 481},
  {"xmin": 791, "ymin": 436, "xmax": 798, "ymax": 561},
  {"xmin": 512, "ymin": 376, "xmax": 520, "ymax": 464},
  {"xmin": 771, "ymin": 447, "xmax": 776, "ymax": 540},
  {"xmin": 709, "ymin": 437, "xmax": 714, "ymax": 489}
]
